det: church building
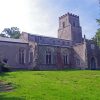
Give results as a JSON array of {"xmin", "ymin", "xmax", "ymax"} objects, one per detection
[{"xmin": 0, "ymin": 13, "xmax": 100, "ymax": 70}]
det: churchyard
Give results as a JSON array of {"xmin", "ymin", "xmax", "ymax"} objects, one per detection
[{"xmin": 0, "ymin": 70, "xmax": 100, "ymax": 100}]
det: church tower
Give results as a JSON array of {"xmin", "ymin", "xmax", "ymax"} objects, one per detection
[{"xmin": 58, "ymin": 13, "xmax": 82, "ymax": 43}]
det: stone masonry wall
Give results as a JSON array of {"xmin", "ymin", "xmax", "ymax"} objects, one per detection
[
  {"xmin": 37, "ymin": 45, "xmax": 72, "ymax": 70},
  {"xmin": 0, "ymin": 41, "xmax": 30, "ymax": 69},
  {"xmin": 73, "ymin": 42, "xmax": 88, "ymax": 69}
]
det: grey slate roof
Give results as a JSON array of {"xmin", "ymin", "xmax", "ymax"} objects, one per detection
[{"xmin": 0, "ymin": 36, "xmax": 28, "ymax": 44}]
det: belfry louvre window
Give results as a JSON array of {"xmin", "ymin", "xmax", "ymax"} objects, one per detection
[
  {"xmin": 46, "ymin": 51, "xmax": 51, "ymax": 64},
  {"xmin": 73, "ymin": 21, "xmax": 76, "ymax": 27},
  {"xmin": 63, "ymin": 22, "xmax": 65, "ymax": 28},
  {"xmin": 19, "ymin": 49, "xmax": 26, "ymax": 64}
]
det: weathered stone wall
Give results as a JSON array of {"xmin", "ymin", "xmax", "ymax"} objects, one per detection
[
  {"xmin": 28, "ymin": 33, "xmax": 72, "ymax": 47},
  {"xmin": 86, "ymin": 40, "xmax": 100, "ymax": 69},
  {"xmin": 20, "ymin": 32, "xmax": 29, "ymax": 42},
  {"xmin": 58, "ymin": 14, "xmax": 72, "ymax": 40},
  {"xmin": 28, "ymin": 41, "xmax": 38, "ymax": 69},
  {"xmin": 73, "ymin": 42, "xmax": 88, "ymax": 69},
  {"xmin": 0, "ymin": 41, "xmax": 30, "ymax": 69},
  {"xmin": 58, "ymin": 13, "xmax": 82, "ymax": 43},
  {"xmin": 37, "ymin": 45, "xmax": 72, "ymax": 70}
]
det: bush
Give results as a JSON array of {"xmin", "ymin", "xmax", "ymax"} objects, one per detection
[{"xmin": 0, "ymin": 61, "xmax": 10, "ymax": 72}]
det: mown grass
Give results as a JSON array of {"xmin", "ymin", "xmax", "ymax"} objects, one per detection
[{"xmin": 0, "ymin": 70, "xmax": 100, "ymax": 100}]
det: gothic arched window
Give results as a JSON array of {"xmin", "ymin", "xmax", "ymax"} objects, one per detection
[
  {"xmin": 29, "ymin": 52, "xmax": 33, "ymax": 64},
  {"xmin": 19, "ymin": 48, "xmax": 26, "ymax": 64},
  {"xmin": 63, "ymin": 54, "xmax": 68, "ymax": 65},
  {"xmin": 46, "ymin": 51, "xmax": 51, "ymax": 64},
  {"xmin": 76, "ymin": 58, "xmax": 80, "ymax": 65}
]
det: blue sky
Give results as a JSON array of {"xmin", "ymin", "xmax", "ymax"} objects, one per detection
[{"xmin": 0, "ymin": 0, "xmax": 99, "ymax": 39}]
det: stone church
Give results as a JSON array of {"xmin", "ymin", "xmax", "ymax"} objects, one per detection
[{"xmin": 0, "ymin": 12, "xmax": 100, "ymax": 70}]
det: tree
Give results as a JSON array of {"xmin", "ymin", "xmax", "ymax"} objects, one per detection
[
  {"xmin": 92, "ymin": 19, "xmax": 100, "ymax": 46},
  {"xmin": 0, "ymin": 27, "xmax": 21, "ymax": 39},
  {"xmin": 92, "ymin": 0, "xmax": 100, "ymax": 46}
]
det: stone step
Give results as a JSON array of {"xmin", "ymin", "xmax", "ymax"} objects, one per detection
[
  {"xmin": 4, "ymin": 83, "xmax": 12, "ymax": 85},
  {"xmin": 5, "ymin": 85, "xmax": 11, "ymax": 87},
  {"xmin": 0, "ymin": 83, "xmax": 3, "ymax": 85},
  {"xmin": 0, "ymin": 85, "xmax": 2, "ymax": 88},
  {"xmin": 5, "ymin": 87, "xmax": 13, "ymax": 90},
  {"xmin": 0, "ymin": 81, "xmax": 13, "ymax": 92}
]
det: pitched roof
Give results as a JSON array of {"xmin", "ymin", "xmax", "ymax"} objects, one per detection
[{"xmin": 0, "ymin": 36, "xmax": 28, "ymax": 44}]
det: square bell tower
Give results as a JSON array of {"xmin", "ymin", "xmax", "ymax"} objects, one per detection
[{"xmin": 58, "ymin": 13, "xmax": 82, "ymax": 43}]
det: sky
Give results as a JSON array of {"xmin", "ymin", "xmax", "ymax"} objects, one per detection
[{"xmin": 0, "ymin": 0, "xmax": 99, "ymax": 39}]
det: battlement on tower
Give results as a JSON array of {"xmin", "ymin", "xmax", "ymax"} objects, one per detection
[{"xmin": 59, "ymin": 12, "xmax": 79, "ymax": 19}]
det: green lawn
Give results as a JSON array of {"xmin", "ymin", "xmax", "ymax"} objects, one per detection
[{"xmin": 0, "ymin": 70, "xmax": 100, "ymax": 100}]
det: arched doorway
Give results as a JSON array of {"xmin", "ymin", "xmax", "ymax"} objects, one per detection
[{"xmin": 90, "ymin": 57, "xmax": 96, "ymax": 70}]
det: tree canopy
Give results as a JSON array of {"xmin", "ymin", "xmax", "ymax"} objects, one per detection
[
  {"xmin": 95, "ymin": 19, "xmax": 100, "ymax": 46},
  {"xmin": 0, "ymin": 27, "xmax": 21, "ymax": 39},
  {"xmin": 92, "ymin": 1, "xmax": 100, "ymax": 46}
]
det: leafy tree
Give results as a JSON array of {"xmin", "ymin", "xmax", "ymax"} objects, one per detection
[
  {"xmin": 92, "ymin": 19, "xmax": 100, "ymax": 46},
  {"xmin": 92, "ymin": 1, "xmax": 100, "ymax": 46},
  {"xmin": 0, "ymin": 27, "xmax": 21, "ymax": 39}
]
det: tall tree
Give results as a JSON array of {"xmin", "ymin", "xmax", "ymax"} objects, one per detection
[
  {"xmin": 92, "ymin": 0, "xmax": 100, "ymax": 46},
  {"xmin": 0, "ymin": 27, "xmax": 21, "ymax": 39},
  {"xmin": 95, "ymin": 19, "xmax": 100, "ymax": 46}
]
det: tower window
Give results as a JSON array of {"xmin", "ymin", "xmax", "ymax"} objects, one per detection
[
  {"xmin": 73, "ymin": 21, "xmax": 76, "ymax": 27},
  {"xmin": 63, "ymin": 22, "xmax": 65, "ymax": 28}
]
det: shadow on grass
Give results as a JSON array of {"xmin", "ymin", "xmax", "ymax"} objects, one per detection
[
  {"xmin": 0, "ymin": 72, "xmax": 10, "ymax": 77},
  {"xmin": 0, "ymin": 95, "xmax": 25, "ymax": 100},
  {"xmin": 18, "ymin": 69, "xmax": 84, "ymax": 72}
]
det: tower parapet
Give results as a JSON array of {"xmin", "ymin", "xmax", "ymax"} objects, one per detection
[{"xmin": 59, "ymin": 12, "xmax": 79, "ymax": 20}]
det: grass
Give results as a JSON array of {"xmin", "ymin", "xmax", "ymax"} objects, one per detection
[{"xmin": 0, "ymin": 70, "xmax": 100, "ymax": 100}]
